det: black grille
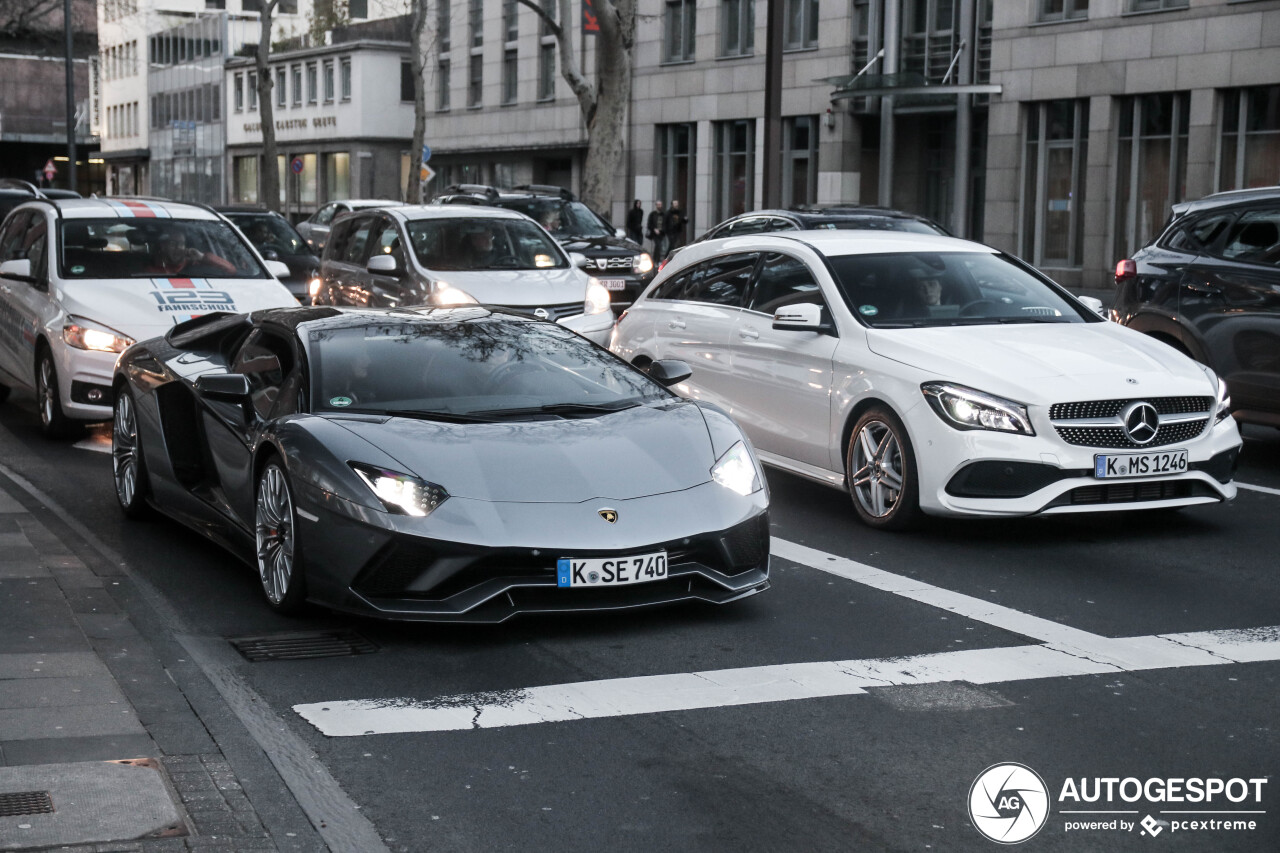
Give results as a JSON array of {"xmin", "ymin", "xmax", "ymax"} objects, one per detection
[
  {"xmin": 0, "ymin": 791, "xmax": 54, "ymax": 817},
  {"xmin": 1054, "ymin": 480, "xmax": 1210, "ymax": 506},
  {"xmin": 497, "ymin": 301, "xmax": 583, "ymax": 322},
  {"xmin": 1055, "ymin": 419, "xmax": 1208, "ymax": 449},
  {"xmin": 229, "ymin": 630, "xmax": 379, "ymax": 662},
  {"xmin": 719, "ymin": 514, "xmax": 770, "ymax": 569},
  {"xmin": 1049, "ymin": 396, "xmax": 1212, "ymax": 420}
]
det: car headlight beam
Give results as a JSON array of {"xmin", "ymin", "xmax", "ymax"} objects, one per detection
[
  {"xmin": 350, "ymin": 463, "xmax": 448, "ymax": 517},
  {"xmin": 711, "ymin": 440, "xmax": 761, "ymax": 496},
  {"xmin": 921, "ymin": 382, "xmax": 1034, "ymax": 435},
  {"xmin": 1215, "ymin": 376, "xmax": 1231, "ymax": 423},
  {"xmin": 585, "ymin": 278, "xmax": 611, "ymax": 315},
  {"xmin": 633, "ymin": 252, "xmax": 654, "ymax": 274},
  {"xmin": 63, "ymin": 317, "xmax": 135, "ymax": 353}
]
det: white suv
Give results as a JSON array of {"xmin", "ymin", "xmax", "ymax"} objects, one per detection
[{"xmin": 0, "ymin": 197, "xmax": 299, "ymax": 436}]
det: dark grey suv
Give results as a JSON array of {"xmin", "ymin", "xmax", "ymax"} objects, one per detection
[{"xmin": 1113, "ymin": 187, "xmax": 1280, "ymax": 429}]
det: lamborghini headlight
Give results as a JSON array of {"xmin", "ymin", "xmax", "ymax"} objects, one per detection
[
  {"xmin": 921, "ymin": 382, "xmax": 1034, "ymax": 435},
  {"xmin": 350, "ymin": 463, "xmax": 448, "ymax": 517},
  {"xmin": 711, "ymin": 440, "xmax": 761, "ymax": 496},
  {"xmin": 63, "ymin": 317, "xmax": 135, "ymax": 353}
]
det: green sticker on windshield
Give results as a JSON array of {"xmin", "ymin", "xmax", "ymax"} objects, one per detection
[
  {"xmin": 859, "ymin": 304, "xmax": 879, "ymax": 316},
  {"xmin": 330, "ymin": 396, "xmax": 352, "ymax": 408},
  {"xmin": 71, "ymin": 265, "xmax": 85, "ymax": 274}
]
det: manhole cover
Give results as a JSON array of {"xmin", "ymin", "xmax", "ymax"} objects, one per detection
[
  {"xmin": 229, "ymin": 630, "xmax": 380, "ymax": 662},
  {"xmin": 0, "ymin": 791, "xmax": 53, "ymax": 817}
]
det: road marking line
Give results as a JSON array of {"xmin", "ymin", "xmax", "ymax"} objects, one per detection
[
  {"xmin": 293, "ymin": 626, "xmax": 1280, "ymax": 736},
  {"xmin": 1237, "ymin": 481, "xmax": 1280, "ymax": 497}
]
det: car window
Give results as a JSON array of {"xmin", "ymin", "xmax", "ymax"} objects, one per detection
[
  {"xmin": 314, "ymin": 204, "xmax": 337, "ymax": 226},
  {"xmin": 495, "ymin": 198, "xmax": 613, "ymax": 240},
  {"xmin": 1166, "ymin": 212, "xmax": 1235, "ymax": 253},
  {"xmin": 769, "ymin": 217, "xmax": 800, "ymax": 232},
  {"xmin": 747, "ymin": 253, "xmax": 826, "ymax": 315},
  {"xmin": 405, "ymin": 218, "xmax": 566, "ymax": 271},
  {"xmin": 726, "ymin": 217, "xmax": 773, "ymax": 237},
  {"xmin": 827, "ymin": 217, "xmax": 942, "ymax": 235},
  {"xmin": 683, "ymin": 253, "xmax": 758, "ymax": 306},
  {"xmin": 341, "ymin": 217, "xmax": 376, "ymax": 264},
  {"xmin": 25, "ymin": 218, "xmax": 48, "ymax": 279},
  {"xmin": 0, "ymin": 211, "xmax": 33, "ymax": 261},
  {"xmin": 371, "ymin": 218, "xmax": 405, "ymax": 269},
  {"xmin": 59, "ymin": 219, "xmax": 265, "ymax": 279},
  {"xmin": 231, "ymin": 330, "xmax": 295, "ymax": 419},
  {"xmin": 827, "ymin": 251, "xmax": 1089, "ymax": 327},
  {"xmin": 1216, "ymin": 209, "xmax": 1280, "ymax": 265},
  {"xmin": 231, "ymin": 214, "xmax": 306, "ymax": 256},
  {"xmin": 650, "ymin": 266, "xmax": 694, "ymax": 300}
]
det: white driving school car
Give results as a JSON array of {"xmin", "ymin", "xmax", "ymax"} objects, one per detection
[
  {"xmin": 610, "ymin": 231, "xmax": 1243, "ymax": 529},
  {"xmin": 0, "ymin": 197, "xmax": 298, "ymax": 436}
]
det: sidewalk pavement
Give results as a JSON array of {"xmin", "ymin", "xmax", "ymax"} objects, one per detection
[{"xmin": 0, "ymin": 469, "xmax": 292, "ymax": 852}]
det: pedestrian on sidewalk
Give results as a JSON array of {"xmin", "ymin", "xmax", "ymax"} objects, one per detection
[
  {"xmin": 647, "ymin": 201, "xmax": 667, "ymax": 261},
  {"xmin": 626, "ymin": 199, "xmax": 645, "ymax": 245},
  {"xmin": 664, "ymin": 200, "xmax": 687, "ymax": 256}
]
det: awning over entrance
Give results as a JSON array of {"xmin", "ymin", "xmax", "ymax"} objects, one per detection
[{"xmin": 820, "ymin": 72, "xmax": 1001, "ymax": 101}]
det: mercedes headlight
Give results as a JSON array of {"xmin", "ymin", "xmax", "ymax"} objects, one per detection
[
  {"xmin": 350, "ymin": 463, "xmax": 448, "ymax": 517},
  {"xmin": 1215, "ymin": 376, "xmax": 1231, "ymax": 423},
  {"xmin": 633, "ymin": 252, "xmax": 654, "ymax": 274},
  {"xmin": 585, "ymin": 278, "xmax": 611, "ymax": 315},
  {"xmin": 63, "ymin": 317, "xmax": 135, "ymax": 353},
  {"xmin": 922, "ymin": 382, "xmax": 1034, "ymax": 435},
  {"xmin": 711, "ymin": 441, "xmax": 761, "ymax": 496}
]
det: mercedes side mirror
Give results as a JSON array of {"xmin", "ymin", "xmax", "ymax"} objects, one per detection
[
  {"xmin": 1076, "ymin": 295, "xmax": 1107, "ymax": 317},
  {"xmin": 647, "ymin": 359, "xmax": 692, "ymax": 387},
  {"xmin": 264, "ymin": 259, "xmax": 291, "ymax": 280},
  {"xmin": 0, "ymin": 258, "xmax": 34, "ymax": 282},
  {"xmin": 772, "ymin": 303, "xmax": 834, "ymax": 334},
  {"xmin": 367, "ymin": 254, "xmax": 398, "ymax": 274}
]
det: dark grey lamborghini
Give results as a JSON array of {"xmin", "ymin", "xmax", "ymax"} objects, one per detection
[{"xmin": 111, "ymin": 306, "xmax": 770, "ymax": 621}]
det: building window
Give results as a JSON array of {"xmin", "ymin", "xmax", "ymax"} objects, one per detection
[
  {"xmin": 502, "ymin": 49, "xmax": 518, "ymax": 104},
  {"xmin": 469, "ymin": 0, "xmax": 483, "ymax": 48},
  {"xmin": 306, "ymin": 62, "xmax": 317, "ymax": 104},
  {"xmin": 438, "ymin": 0, "xmax": 451, "ymax": 52},
  {"xmin": 1115, "ymin": 93, "xmax": 1188, "ymax": 260},
  {"xmin": 658, "ymin": 124, "xmax": 696, "ymax": 222},
  {"xmin": 538, "ymin": 41, "xmax": 555, "ymax": 100},
  {"xmin": 1127, "ymin": 0, "xmax": 1186, "ymax": 11},
  {"xmin": 784, "ymin": 0, "xmax": 818, "ymax": 50},
  {"xmin": 1038, "ymin": 0, "xmax": 1088, "ymax": 22},
  {"xmin": 248, "ymin": 72, "xmax": 258, "ymax": 110},
  {"xmin": 275, "ymin": 67, "xmax": 286, "ymax": 107},
  {"xmin": 235, "ymin": 155, "xmax": 258, "ymax": 203},
  {"xmin": 291, "ymin": 64, "xmax": 302, "ymax": 106},
  {"xmin": 437, "ymin": 58, "xmax": 451, "ymax": 110},
  {"xmin": 782, "ymin": 116, "xmax": 817, "ymax": 207},
  {"xmin": 503, "ymin": 0, "xmax": 518, "ymax": 42},
  {"xmin": 713, "ymin": 119, "xmax": 755, "ymax": 222},
  {"xmin": 1022, "ymin": 99, "xmax": 1089, "ymax": 267},
  {"xmin": 401, "ymin": 60, "xmax": 415, "ymax": 102},
  {"xmin": 663, "ymin": 0, "xmax": 696, "ymax": 63},
  {"xmin": 720, "ymin": 0, "xmax": 754, "ymax": 58},
  {"xmin": 323, "ymin": 61, "xmax": 334, "ymax": 102},
  {"xmin": 324, "ymin": 152, "xmax": 350, "ymax": 200},
  {"xmin": 234, "ymin": 73, "xmax": 243, "ymax": 111},
  {"xmin": 903, "ymin": 0, "xmax": 956, "ymax": 82},
  {"xmin": 1220, "ymin": 86, "xmax": 1280, "ymax": 191},
  {"xmin": 340, "ymin": 57, "xmax": 352, "ymax": 100},
  {"xmin": 468, "ymin": 51, "xmax": 482, "ymax": 107},
  {"xmin": 348, "ymin": 0, "xmax": 367, "ymax": 18}
]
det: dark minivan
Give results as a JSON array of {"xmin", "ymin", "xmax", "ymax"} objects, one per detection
[{"xmin": 1113, "ymin": 186, "xmax": 1280, "ymax": 428}]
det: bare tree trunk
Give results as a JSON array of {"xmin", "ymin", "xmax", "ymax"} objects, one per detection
[
  {"xmin": 406, "ymin": 0, "xmax": 429, "ymax": 203},
  {"xmin": 516, "ymin": 0, "xmax": 633, "ymax": 215},
  {"xmin": 255, "ymin": 0, "xmax": 281, "ymax": 212}
]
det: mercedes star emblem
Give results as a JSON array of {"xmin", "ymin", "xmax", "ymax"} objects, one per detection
[
  {"xmin": 598, "ymin": 509, "xmax": 618, "ymax": 523},
  {"xmin": 1122, "ymin": 401, "xmax": 1159, "ymax": 445}
]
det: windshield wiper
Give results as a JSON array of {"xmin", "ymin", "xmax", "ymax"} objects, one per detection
[
  {"xmin": 474, "ymin": 401, "xmax": 641, "ymax": 419},
  {"xmin": 383, "ymin": 409, "xmax": 506, "ymax": 424}
]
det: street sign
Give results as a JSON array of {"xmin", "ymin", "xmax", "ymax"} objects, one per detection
[
  {"xmin": 43, "ymin": 159, "xmax": 56, "ymax": 182},
  {"xmin": 290, "ymin": 157, "xmax": 304, "ymax": 174},
  {"xmin": 421, "ymin": 145, "xmax": 431, "ymax": 163},
  {"xmin": 420, "ymin": 164, "xmax": 436, "ymax": 184}
]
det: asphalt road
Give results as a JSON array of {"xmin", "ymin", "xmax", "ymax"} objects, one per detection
[{"xmin": 0, "ymin": 394, "xmax": 1276, "ymax": 853}]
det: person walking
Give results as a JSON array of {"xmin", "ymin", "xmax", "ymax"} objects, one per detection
[
  {"xmin": 646, "ymin": 201, "xmax": 667, "ymax": 261},
  {"xmin": 664, "ymin": 200, "xmax": 687, "ymax": 256},
  {"xmin": 626, "ymin": 199, "xmax": 645, "ymax": 245}
]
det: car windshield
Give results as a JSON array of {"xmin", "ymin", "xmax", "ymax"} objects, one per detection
[
  {"xmin": 826, "ymin": 251, "xmax": 1089, "ymax": 328},
  {"xmin": 495, "ymin": 198, "xmax": 614, "ymax": 240},
  {"xmin": 405, "ymin": 218, "xmax": 569, "ymax": 271},
  {"xmin": 309, "ymin": 315, "xmax": 670, "ymax": 418},
  {"xmin": 228, "ymin": 214, "xmax": 307, "ymax": 256},
  {"xmin": 59, "ymin": 218, "xmax": 266, "ymax": 279}
]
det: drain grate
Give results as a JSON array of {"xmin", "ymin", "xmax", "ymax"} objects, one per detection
[
  {"xmin": 0, "ymin": 790, "xmax": 55, "ymax": 817},
  {"xmin": 229, "ymin": 630, "xmax": 380, "ymax": 662}
]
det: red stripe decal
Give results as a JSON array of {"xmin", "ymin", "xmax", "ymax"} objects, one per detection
[
  {"xmin": 121, "ymin": 200, "xmax": 156, "ymax": 218},
  {"xmin": 167, "ymin": 278, "xmax": 195, "ymax": 288}
]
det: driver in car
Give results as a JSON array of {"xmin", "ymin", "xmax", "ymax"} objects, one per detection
[
  {"xmin": 148, "ymin": 228, "xmax": 236, "ymax": 276},
  {"xmin": 458, "ymin": 224, "xmax": 501, "ymax": 269}
]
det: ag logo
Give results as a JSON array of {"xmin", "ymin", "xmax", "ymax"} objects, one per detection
[{"xmin": 968, "ymin": 763, "xmax": 1049, "ymax": 844}]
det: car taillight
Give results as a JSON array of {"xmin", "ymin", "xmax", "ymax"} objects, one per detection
[
  {"xmin": 658, "ymin": 258, "xmax": 669, "ymax": 272},
  {"xmin": 1115, "ymin": 259, "xmax": 1137, "ymax": 284}
]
